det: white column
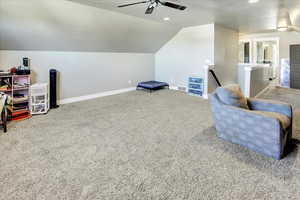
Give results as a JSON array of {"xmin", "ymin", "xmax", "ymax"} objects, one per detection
[
  {"xmin": 203, "ymin": 64, "xmax": 215, "ymax": 99},
  {"xmin": 244, "ymin": 66, "xmax": 252, "ymax": 98}
]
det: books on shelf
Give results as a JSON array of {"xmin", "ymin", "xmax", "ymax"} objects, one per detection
[
  {"xmin": 13, "ymin": 96, "xmax": 29, "ymax": 103},
  {"xmin": 0, "ymin": 74, "xmax": 31, "ymax": 121}
]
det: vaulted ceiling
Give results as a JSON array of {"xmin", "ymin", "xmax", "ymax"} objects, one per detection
[
  {"xmin": 69, "ymin": 0, "xmax": 300, "ymax": 33},
  {"xmin": 1, "ymin": 0, "xmax": 300, "ymax": 52},
  {"xmin": 0, "ymin": 0, "xmax": 179, "ymax": 52}
]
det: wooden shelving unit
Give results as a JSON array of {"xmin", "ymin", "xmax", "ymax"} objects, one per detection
[{"xmin": 0, "ymin": 74, "xmax": 31, "ymax": 121}]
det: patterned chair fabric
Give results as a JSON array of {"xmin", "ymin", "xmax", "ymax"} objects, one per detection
[{"xmin": 210, "ymin": 86, "xmax": 293, "ymax": 160}]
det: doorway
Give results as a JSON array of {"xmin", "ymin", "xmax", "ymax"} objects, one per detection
[{"xmin": 253, "ymin": 38, "xmax": 280, "ymax": 80}]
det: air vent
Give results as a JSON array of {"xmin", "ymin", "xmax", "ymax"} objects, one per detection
[{"xmin": 177, "ymin": 86, "xmax": 187, "ymax": 92}]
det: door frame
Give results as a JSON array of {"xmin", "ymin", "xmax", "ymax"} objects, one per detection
[{"xmin": 252, "ymin": 37, "xmax": 280, "ymax": 78}]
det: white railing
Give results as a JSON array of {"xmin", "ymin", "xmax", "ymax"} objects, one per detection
[
  {"xmin": 238, "ymin": 64, "xmax": 272, "ymax": 97},
  {"xmin": 203, "ymin": 64, "xmax": 215, "ymax": 99}
]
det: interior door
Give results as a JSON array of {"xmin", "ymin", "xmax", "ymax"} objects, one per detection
[{"xmin": 290, "ymin": 45, "xmax": 300, "ymax": 89}]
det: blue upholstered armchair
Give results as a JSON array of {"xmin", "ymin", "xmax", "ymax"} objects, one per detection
[{"xmin": 210, "ymin": 85, "xmax": 293, "ymax": 160}]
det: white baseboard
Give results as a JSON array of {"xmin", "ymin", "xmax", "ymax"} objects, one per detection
[
  {"xmin": 171, "ymin": 85, "xmax": 209, "ymax": 99},
  {"xmin": 202, "ymin": 94, "xmax": 209, "ymax": 99},
  {"xmin": 169, "ymin": 86, "xmax": 178, "ymax": 90},
  {"xmin": 59, "ymin": 87, "xmax": 136, "ymax": 105}
]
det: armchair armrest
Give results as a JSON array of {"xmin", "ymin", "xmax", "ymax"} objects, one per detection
[
  {"xmin": 247, "ymin": 98, "xmax": 292, "ymax": 118},
  {"xmin": 221, "ymin": 105, "xmax": 284, "ymax": 143},
  {"xmin": 226, "ymin": 106, "xmax": 283, "ymax": 143}
]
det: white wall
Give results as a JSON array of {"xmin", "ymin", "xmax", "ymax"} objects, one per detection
[
  {"xmin": 0, "ymin": 51, "xmax": 154, "ymax": 100},
  {"xmin": 155, "ymin": 24, "xmax": 239, "ymax": 92},
  {"xmin": 239, "ymin": 31, "xmax": 300, "ymax": 60},
  {"xmin": 213, "ymin": 24, "xmax": 239, "ymax": 91},
  {"xmin": 155, "ymin": 24, "xmax": 215, "ymax": 88}
]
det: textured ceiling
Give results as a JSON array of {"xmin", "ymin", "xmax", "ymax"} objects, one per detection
[{"xmin": 68, "ymin": 0, "xmax": 300, "ymax": 33}]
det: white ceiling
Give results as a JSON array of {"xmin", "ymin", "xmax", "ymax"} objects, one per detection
[
  {"xmin": 68, "ymin": 0, "xmax": 300, "ymax": 33},
  {"xmin": 2, "ymin": 0, "xmax": 300, "ymax": 52},
  {"xmin": 0, "ymin": 0, "xmax": 179, "ymax": 52}
]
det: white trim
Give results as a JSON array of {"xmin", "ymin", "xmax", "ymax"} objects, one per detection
[
  {"xmin": 203, "ymin": 64, "xmax": 214, "ymax": 99},
  {"xmin": 252, "ymin": 37, "xmax": 280, "ymax": 42},
  {"xmin": 202, "ymin": 93, "xmax": 208, "ymax": 99},
  {"xmin": 252, "ymin": 37, "xmax": 280, "ymax": 78},
  {"xmin": 255, "ymin": 85, "xmax": 271, "ymax": 98},
  {"xmin": 203, "ymin": 65, "xmax": 209, "ymax": 99},
  {"xmin": 170, "ymin": 86, "xmax": 188, "ymax": 92},
  {"xmin": 59, "ymin": 87, "xmax": 136, "ymax": 105},
  {"xmin": 239, "ymin": 39, "xmax": 253, "ymax": 64},
  {"xmin": 169, "ymin": 86, "xmax": 178, "ymax": 90},
  {"xmin": 244, "ymin": 66, "xmax": 252, "ymax": 98}
]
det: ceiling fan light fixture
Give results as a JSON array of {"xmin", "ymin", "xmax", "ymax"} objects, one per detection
[
  {"xmin": 117, "ymin": 0, "xmax": 187, "ymax": 14},
  {"xmin": 277, "ymin": 8, "xmax": 292, "ymax": 32}
]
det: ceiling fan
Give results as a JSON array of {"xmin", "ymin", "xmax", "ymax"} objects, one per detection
[
  {"xmin": 277, "ymin": 5, "xmax": 300, "ymax": 33},
  {"xmin": 117, "ymin": 0, "xmax": 187, "ymax": 14}
]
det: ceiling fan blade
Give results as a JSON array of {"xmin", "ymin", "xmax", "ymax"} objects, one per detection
[
  {"xmin": 118, "ymin": 1, "xmax": 149, "ymax": 8},
  {"xmin": 145, "ymin": 6, "xmax": 154, "ymax": 14},
  {"xmin": 161, "ymin": 1, "xmax": 186, "ymax": 10},
  {"xmin": 291, "ymin": 26, "xmax": 300, "ymax": 33}
]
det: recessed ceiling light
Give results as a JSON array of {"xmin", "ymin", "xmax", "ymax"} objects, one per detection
[
  {"xmin": 248, "ymin": 0, "xmax": 259, "ymax": 3},
  {"xmin": 163, "ymin": 17, "xmax": 170, "ymax": 21}
]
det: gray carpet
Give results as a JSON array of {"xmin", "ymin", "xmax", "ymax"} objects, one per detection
[{"xmin": 1, "ymin": 88, "xmax": 300, "ymax": 200}]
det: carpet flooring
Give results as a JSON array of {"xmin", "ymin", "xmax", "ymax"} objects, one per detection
[{"xmin": 1, "ymin": 88, "xmax": 300, "ymax": 200}]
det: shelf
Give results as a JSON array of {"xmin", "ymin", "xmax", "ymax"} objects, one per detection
[
  {"xmin": 12, "ymin": 108, "xmax": 30, "ymax": 112},
  {"xmin": 0, "ymin": 89, "xmax": 12, "ymax": 92},
  {"xmin": 189, "ymin": 88, "xmax": 202, "ymax": 91},
  {"xmin": 13, "ymin": 100, "xmax": 29, "ymax": 104},
  {"xmin": 0, "ymin": 75, "xmax": 13, "ymax": 78},
  {"xmin": 31, "ymin": 103, "xmax": 47, "ymax": 106},
  {"xmin": 14, "ymin": 74, "xmax": 30, "ymax": 77},
  {"xmin": 13, "ymin": 87, "xmax": 29, "ymax": 91},
  {"xmin": 12, "ymin": 114, "xmax": 31, "ymax": 121},
  {"xmin": 1, "ymin": 74, "xmax": 31, "ymax": 121}
]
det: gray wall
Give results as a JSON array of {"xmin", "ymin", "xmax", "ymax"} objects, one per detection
[
  {"xmin": 0, "ymin": 51, "xmax": 154, "ymax": 100},
  {"xmin": 238, "ymin": 64, "xmax": 271, "ymax": 97},
  {"xmin": 250, "ymin": 66, "xmax": 271, "ymax": 97},
  {"xmin": 213, "ymin": 24, "xmax": 239, "ymax": 89},
  {"xmin": 0, "ymin": 0, "xmax": 169, "ymax": 101},
  {"xmin": 0, "ymin": 0, "xmax": 179, "ymax": 52}
]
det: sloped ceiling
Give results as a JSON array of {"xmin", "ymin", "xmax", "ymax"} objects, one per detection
[
  {"xmin": 0, "ymin": 0, "xmax": 180, "ymax": 52},
  {"xmin": 69, "ymin": 0, "xmax": 300, "ymax": 33}
]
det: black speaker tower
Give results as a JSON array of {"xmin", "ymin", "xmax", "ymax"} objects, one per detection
[
  {"xmin": 23, "ymin": 57, "xmax": 29, "ymax": 67},
  {"xmin": 50, "ymin": 69, "xmax": 59, "ymax": 109}
]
